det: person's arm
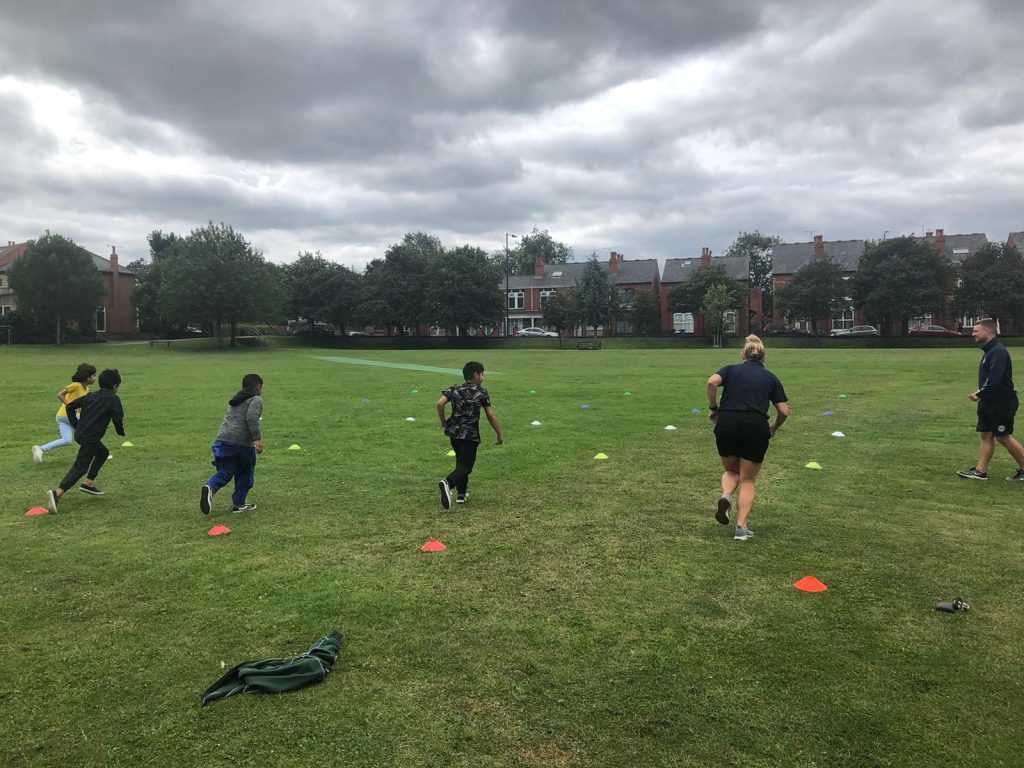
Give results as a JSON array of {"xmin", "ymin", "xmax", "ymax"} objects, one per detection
[
  {"xmin": 436, "ymin": 395, "xmax": 449, "ymax": 428},
  {"xmin": 57, "ymin": 385, "xmax": 73, "ymax": 406},
  {"xmin": 248, "ymin": 398, "xmax": 263, "ymax": 453},
  {"xmin": 484, "ymin": 405, "xmax": 503, "ymax": 444},
  {"xmin": 65, "ymin": 396, "xmax": 85, "ymax": 428},
  {"xmin": 112, "ymin": 398, "xmax": 126, "ymax": 437},
  {"xmin": 770, "ymin": 401, "xmax": 789, "ymax": 436},
  {"xmin": 706, "ymin": 373, "xmax": 723, "ymax": 422}
]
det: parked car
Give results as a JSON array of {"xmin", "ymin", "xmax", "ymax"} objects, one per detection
[
  {"xmin": 908, "ymin": 324, "xmax": 959, "ymax": 338},
  {"xmin": 832, "ymin": 325, "xmax": 879, "ymax": 337},
  {"xmin": 346, "ymin": 330, "xmax": 369, "ymax": 336},
  {"xmin": 762, "ymin": 323, "xmax": 812, "ymax": 337},
  {"xmin": 518, "ymin": 327, "xmax": 559, "ymax": 338}
]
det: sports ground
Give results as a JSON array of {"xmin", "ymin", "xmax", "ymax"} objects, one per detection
[{"xmin": 2, "ymin": 342, "xmax": 1022, "ymax": 767}]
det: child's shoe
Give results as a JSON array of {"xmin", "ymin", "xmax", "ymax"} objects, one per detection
[
  {"xmin": 232, "ymin": 503, "xmax": 257, "ymax": 513},
  {"xmin": 439, "ymin": 479, "xmax": 451, "ymax": 509},
  {"xmin": 455, "ymin": 492, "xmax": 468, "ymax": 504},
  {"xmin": 200, "ymin": 485, "xmax": 213, "ymax": 514},
  {"xmin": 32, "ymin": 445, "xmax": 44, "ymax": 463},
  {"xmin": 46, "ymin": 489, "xmax": 59, "ymax": 514},
  {"xmin": 79, "ymin": 484, "xmax": 104, "ymax": 496}
]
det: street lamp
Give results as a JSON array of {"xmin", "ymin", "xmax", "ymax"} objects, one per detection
[{"xmin": 505, "ymin": 233, "xmax": 517, "ymax": 337}]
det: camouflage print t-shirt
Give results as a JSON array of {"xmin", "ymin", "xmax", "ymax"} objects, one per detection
[{"xmin": 442, "ymin": 382, "xmax": 492, "ymax": 442}]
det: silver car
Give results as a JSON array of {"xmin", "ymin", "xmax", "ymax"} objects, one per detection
[
  {"xmin": 518, "ymin": 327, "xmax": 559, "ymax": 337},
  {"xmin": 832, "ymin": 325, "xmax": 879, "ymax": 337}
]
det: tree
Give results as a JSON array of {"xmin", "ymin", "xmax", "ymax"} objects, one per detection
[
  {"xmin": 701, "ymin": 283, "xmax": 734, "ymax": 348},
  {"xmin": 954, "ymin": 243, "xmax": 1024, "ymax": 332},
  {"xmin": 355, "ymin": 232, "xmax": 442, "ymax": 334},
  {"xmin": 725, "ymin": 231, "xmax": 781, "ymax": 316},
  {"xmin": 8, "ymin": 232, "xmax": 106, "ymax": 344},
  {"xmin": 853, "ymin": 236, "xmax": 954, "ymax": 336},
  {"xmin": 496, "ymin": 227, "xmax": 573, "ymax": 276},
  {"xmin": 541, "ymin": 291, "xmax": 577, "ymax": 347},
  {"xmin": 629, "ymin": 290, "xmax": 662, "ymax": 336},
  {"xmin": 425, "ymin": 245, "xmax": 503, "ymax": 333},
  {"xmin": 282, "ymin": 251, "xmax": 360, "ymax": 333},
  {"xmin": 155, "ymin": 222, "xmax": 281, "ymax": 346},
  {"xmin": 774, "ymin": 259, "xmax": 848, "ymax": 335},
  {"xmin": 667, "ymin": 265, "xmax": 743, "ymax": 338},
  {"xmin": 128, "ymin": 230, "xmax": 179, "ymax": 336},
  {"xmin": 573, "ymin": 255, "xmax": 619, "ymax": 337}
]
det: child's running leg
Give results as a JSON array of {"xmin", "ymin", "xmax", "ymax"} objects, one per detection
[
  {"xmin": 58, "ymin": 443, "xmax": 99, "ymax": 494},
  {"xmin": 41, "ymin": 416, "xmax": 74, "ymax": 452},
  {"xmin": 230, "ymin": 449, "xmax": 256, "ymax": 507},
  {"xmin": 82, "ymin": 442, "xmax": 110, "ymax": 485}
]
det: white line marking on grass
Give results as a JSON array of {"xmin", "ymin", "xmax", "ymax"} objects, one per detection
[{"xmin": 313, "ymin": 356, "xmax": 497, "ymax": 375}]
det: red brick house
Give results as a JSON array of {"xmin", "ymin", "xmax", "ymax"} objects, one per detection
[
  {"xmin": 0, "ymin": 241, "xmax": 137, "ymax": 336},
  {"xmin": 660, "ymin": 248, "xmax": 762, "ymax": 336}
]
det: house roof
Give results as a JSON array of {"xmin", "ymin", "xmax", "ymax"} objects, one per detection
[
  {"xmin": 0, "ymin": 241, "xmax": 134, "ymax": 276},
  {"xmin": 771, "ymin": 233, "xmax": 990, "ymax": 275},
  {"xmin": 1009, "ymin": 232, "xmax": 1024, "ymax": 249},
  {"xmin": 662, "ymin": 254, "xmax": 749, "ymax": 284},
  {"xmin": 505, "ymin": 258, "xmax": 658, "ymax": 290}
]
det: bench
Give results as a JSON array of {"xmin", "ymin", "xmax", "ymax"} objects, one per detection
[{"xmin": 576, "ymin": 340, "xmax": 602, "ymax": 350}]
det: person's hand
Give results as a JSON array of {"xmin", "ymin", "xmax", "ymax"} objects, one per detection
[
  {"xmin": 254, "ymin": 439, "xmax": 264, "ymax": 454},
  {"xmin": 708, "ymin": 410, "xmax": 718, "ymax": 423},
  {"xmin": 968, "ymin": 392, "xmax": 980, "ymax": 401}
]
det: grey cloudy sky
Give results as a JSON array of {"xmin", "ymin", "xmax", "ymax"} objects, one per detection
[{"xmin": 2, "ymin": 0, "xmax": 1022, "ymax": 268}]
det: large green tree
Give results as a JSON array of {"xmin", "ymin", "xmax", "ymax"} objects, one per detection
[
  {"xmin": 954, "ymin": 243, "xmax": 1024, "ymax": 331},
  {"xmin": 128, "ymin": 230, "xmax": 179, "ymax": 336},
  {"xmin": 8, "ymin": 232, "xmax": 106, "ymax": 344},
  {"xmin": 725, "ymin": 231, "xmax": 781, "ymax": 316},
  {"xmin": 541, "ymin": 291, "xmax": 576, "ymax": 347},
  {"xmin": 155, "ymin": 222, "xmax": 282, "ymax": 346},
  {"xmin": 282, "ymin": 251, "xmax": 361, "ymax": 333},
  {"xmin": 355, "ymin": 232, "xmax": 442, "ymax": 334},
  {"xmin": 667, "ymin": 264, "xmax": 743, "ymax": 338},
  {"xmin": 573, "ymin": 255, "xmax": 619, "ymax": 337},
  {"xmin": 426, "ymin": 245, "xmax": 503, "ymax": 333},
  {"xmin": 497, "ymin": 227, "xmax": 573, "ymax": 276},
  {"xmin": 853, "ymin": 236, "xmax": 954, "ymax": 336},
  {"xmin": 629, "ymin": 290, "xmax": 662, "ymax": 336},
  {"xmin": 774, "ymin": 259, "xmax": 848, "ymax": 336}
]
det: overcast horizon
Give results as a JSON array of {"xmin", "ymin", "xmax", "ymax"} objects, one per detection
[{"xmin": 2, "ymin": 0, "xmax": 1022, "ymax": 269}]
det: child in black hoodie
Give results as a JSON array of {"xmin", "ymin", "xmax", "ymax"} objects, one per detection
[{"xmin": 46, "ymin": 369, "xmax": 125, "ymax": 513}]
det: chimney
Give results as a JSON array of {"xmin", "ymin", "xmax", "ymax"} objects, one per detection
[
  {"xmin": 813, "ymin": 235, "xmax": 824, "ymax": 261},
  {"xmin": 609, "ymin": 251, "xmax": 621, "ymax": 273},
  {"xmin": 109, "ymin": 246, "xmax": 119, "ymax": 303},
  {"xmin": 934, "ymin": 228, "xmax": 946, "ymax": 255},
  {"xmin": 534, "ymin": 253, "xmax": 545, "ymax": 277},
  {"xmin": 700, "ymin": 247, "xmax": 711, "ymax": 268}
]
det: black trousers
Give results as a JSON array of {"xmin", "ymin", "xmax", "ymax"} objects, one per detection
[
  {"xmin": 446, "ymin": 437, "xmax": 479, "ymax": 494},
  {"xmin": 59, "ymin": 440, "xmax": 109, "ymax": 492}
]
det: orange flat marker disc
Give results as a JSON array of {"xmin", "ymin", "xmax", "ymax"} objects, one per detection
[
  {"xmin": 207, "ymin": 524, "xmax": 231, "ymax": 536},
  {"xmin": 25, "ymin": 506, "xmax": 48, "ymax": 516},
  {"xmin": 794, "ymin": 575, "xmax": 827, "ymax": 592},
  {"xmin": 420, "ymin": 539, "xmax": 446, "ymax": 552}
]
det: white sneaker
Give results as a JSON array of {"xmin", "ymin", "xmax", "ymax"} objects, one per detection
[{"xmin": 32, "ymin": 445, "xmax": 43, "ymax": 463}]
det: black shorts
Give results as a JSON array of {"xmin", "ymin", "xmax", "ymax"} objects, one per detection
[
  {"xmin": 977, "ymin": 394, "xmax": 1018, "ymax": 436},
  {"xmin": 715, "ymin": 411, "xmax": 771, "ymax": 463}
]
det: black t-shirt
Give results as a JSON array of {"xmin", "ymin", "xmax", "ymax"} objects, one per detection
[
  {"xmin": 716, "ymin": 360, "xmax": 787, "ymax": 418},
  {"xmin": 442, "ymin": 382, "xmax": 491, "ymax": 442}
]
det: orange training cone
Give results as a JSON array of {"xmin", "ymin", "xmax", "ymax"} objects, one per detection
[
  {"xmin": 207, "ymin": 524, "xmax": 231, "ymax": 536},
  {"xmin": 25, "ymin": 506, "xmax": 48, "ymax": 516},
  {"xmin": 794, "ymin": 575, "xmax": 827, "ymax": 592},
  {"xmin": 420, "ymin": 539, "xmax": 446, "ymax": 552}
]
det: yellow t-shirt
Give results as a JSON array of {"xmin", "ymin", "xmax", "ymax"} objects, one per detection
[{"xmin": 56, "ymin": 382, "xmax": 89, "ymax": 418}]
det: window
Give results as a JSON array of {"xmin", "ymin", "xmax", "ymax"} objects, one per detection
[
  {"xmin": 723, "ymin": 310, "xmax": 737, "ymax": 334},
  {"xmin": 910, "ymin": 314, "xmax": 932, "ymax": 329},
  {"xmin": 540, "ymin": 289, "xmax": 557, "ymax": 307},
  {"xmin": 551, "ymin": 271, "xmax": 563, "ymax": 278},
  {"xmin": 617, "ymin": 288, "xmax": 635, "ymax": 302},
  {"xmin": 832, "ymin": 307, "xmax": 854, "ymax": 331},
  {"xmin": 508, "ymin": 291, "xmax": 524, "ymax": 310},
  {"xmin": 95, "ymin": 305, "xmax": 107, "ymax": 333},
  {"xmin": 673, "ymin": 312, "xmax": 694, "ymax": 333},
  {"xmin": 0, "ymin": 304, "xmax": 10, "ymax": 315}
]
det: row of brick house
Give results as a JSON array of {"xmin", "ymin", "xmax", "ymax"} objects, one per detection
[
  {"xmin": 0, "ymin": 242, "xmax": 137, "ymax": 336},
  {"xmin": 496, "ymin": 228, "xmax": 1022, "ymax": 338}
]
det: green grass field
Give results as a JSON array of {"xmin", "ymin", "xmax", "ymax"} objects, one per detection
[{"xmin": 2, "ymin": 343, "xmax": 1022, "ymax": 767}]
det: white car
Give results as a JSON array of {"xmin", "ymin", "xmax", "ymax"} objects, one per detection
[
  {"xmin": 831, "ymin": 325, "xmax": 879, "ymax": 337},
  {"xmin": 518, "ymin": 327, "xmax": 559, "ymax": 337}
]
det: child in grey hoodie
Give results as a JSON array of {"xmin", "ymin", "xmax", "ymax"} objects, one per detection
[{"xmin": 200, "ymin": 373, "xmax": 264, "ymax": 514}]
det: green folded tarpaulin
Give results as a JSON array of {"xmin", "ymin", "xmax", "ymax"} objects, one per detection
[{"xmin": 201, "ymin": 630, "xmax": 342, "ymax": 706}]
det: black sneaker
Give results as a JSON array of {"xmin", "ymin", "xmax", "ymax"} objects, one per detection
[
  {"xmin": 956, "ymin": 467, "xmax": 988, "ymax": 480},
  {"xmin": 716, "ymin": 494, "xmax": 731, "ymax": 525},
  {"xmin": 456, "ymin": 492, "xmax": 467, "ymax": 504},
  {"xmin": 232, "ymin": 503, "xmax": 256, "ymax": 513},
  {"xmin": 1007, "ymin": 469, "xmax": 1024, "ymax": 482},
  {"xmin": 200, "ymin": 484, "xmax": 213, "ymax": 514},
  {"xmin": 46, "ymin": 489, "xmax": 59, "ymax": 514},
  {"xmin": 79, "ymin": 484, "xmax": 104, "ymax": 496},
  {"xmin": 439, "ymin": 479, "xmax": 451, "ymax": 509}
]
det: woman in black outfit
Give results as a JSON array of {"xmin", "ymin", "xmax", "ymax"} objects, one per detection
[{"xmin": 706, "ymin": 335, "xmax": 789, "ymax": 541}]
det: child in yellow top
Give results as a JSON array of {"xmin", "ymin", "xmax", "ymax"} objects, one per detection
[{"xmin": 32, "ymin": 363, "xmax": 96, "ymax": 462}]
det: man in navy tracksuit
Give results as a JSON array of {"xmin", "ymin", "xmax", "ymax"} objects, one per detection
[
  {"xmin": 46, "ymin": 368, "xmax": 125, "ymax": 512},
  {"xmin": 957, "ymin": 319, "xmax": 1024, "ymax": 481}
]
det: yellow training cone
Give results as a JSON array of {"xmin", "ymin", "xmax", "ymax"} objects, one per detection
[
  {"xmin": 447, "ymin": 449, "xmax": 456, "ymax": 456},
  {"xmin": 288, "ymin": 444, "xmax": 301, "ymax": 450},
  {"xmin": 594, "ymin": 452, "xmax": 609, "ymax": 460},
  {"xmin": 805, "ymin": 461, "xmax": 822, "ymax": 470},
  {"xmin": 121, "ymin": 441, "xmax": 134, "ymax": 447}
]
